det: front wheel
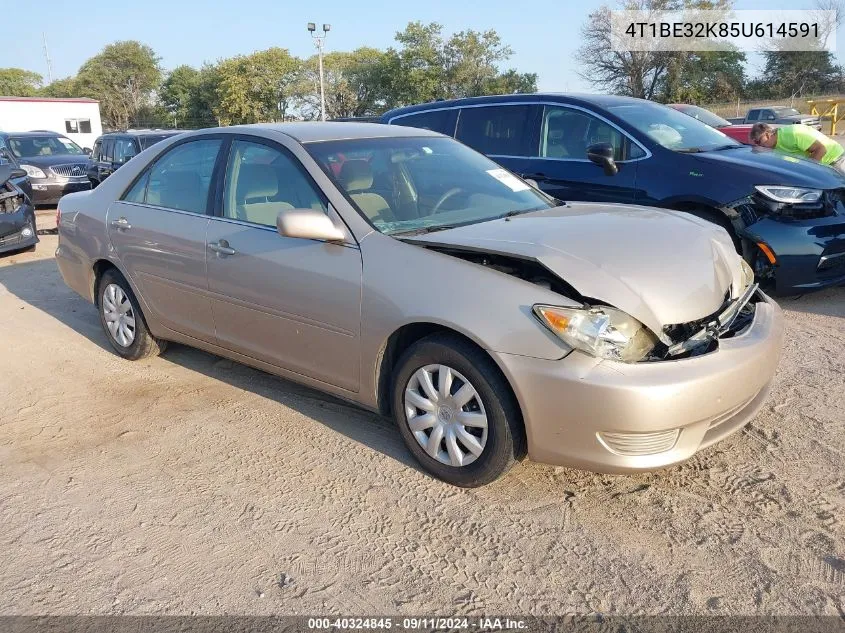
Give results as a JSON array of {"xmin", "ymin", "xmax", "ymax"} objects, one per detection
[
  {"xmin": 97, "ymin": 269, "xmax": 166, "ymax": 360},
  {"xmin": 391, "ymin": 333, "xmax": 525, "ymax": 487}
]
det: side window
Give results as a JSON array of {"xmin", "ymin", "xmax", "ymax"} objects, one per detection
[
  {"xmin": 101, "ymin": 138, "xmax": 114, "ymax": 162},
  {"xmin": 79, "ymin": 120, "xmax": 92, "ymax": 134},
  {"xmin": 223, "ymin": 140, "xmax": 327, "ymax": 227},
  {"xmin": 114, "ymin": 138, "xmax": 137, "ymax": 163},
  {"xmin": 455, "ymin": 105, "xmax": 538, "ymax": 156},
  {"xmin": 763, "ymin": 110, "xmax": 776, "ymax": 121},
  {"xmin": 91, "ymin": 140, "xmax": 102, "ymax": 161},
  {"xmin": 139, "ymin": 139, "xmax": 222, "ymax": 213},
  {"xmin": 65, "ymin": 119, "xmax": 78, "ymax": 134},
  {"xmin": 747, "ymin": 110, "xmax": 760, "ymax": 121},
  {"xmin": 540, "ymin": 106, "xmax": 626, "ymax": 161},
  {"xmin": 392, "ymin": 109, "xmax": 458, "ymax": 135},
  {"xmin": 124, "ymin": 173, "xmax": 148, "ymax": 203}
]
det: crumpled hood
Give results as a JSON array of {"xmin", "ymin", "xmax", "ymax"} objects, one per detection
[{"xmin": 411, "ymin": 203, "xmax": 744, "ymax": 336}]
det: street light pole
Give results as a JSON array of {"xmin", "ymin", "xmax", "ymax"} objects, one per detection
[{"xmin": 308, "ymin": 22, "xmax": 331, "ymax": 121}]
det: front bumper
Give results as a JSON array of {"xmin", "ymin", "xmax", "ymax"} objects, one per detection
[
  {"xmin": 741, "ymin": 214, "xmax": 845, "ymax": 294},
  {"xmin": 491, "ymin": 294, "xmax": 783, "ymax": 473},
  {"xmin": 29, "ymin": 178, "xmax": 91, "ymax": 206},
  {"xmin": 0, "ymin": 204, "xmax": 38, "ymax": 254}
]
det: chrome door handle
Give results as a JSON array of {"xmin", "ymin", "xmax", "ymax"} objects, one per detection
[
  {"xmin": 110, "ymin": 217, "xmax": 131, "ymax": 230},
  {"xmin": 209, "ymin": 241, "xmax": 236, "ymax": 256}
]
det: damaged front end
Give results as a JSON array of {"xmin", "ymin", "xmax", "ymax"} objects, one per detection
[
  {"xmin": 0, "ymin": 164, "xmax": 38, "ymax": 254},
  {"xmin": 723, "ymin": 186, "xmax": 845, "ymax": 294},
  {"xmin": 413, "ymin": 241, "xmax": 759, "ymax": 364}
]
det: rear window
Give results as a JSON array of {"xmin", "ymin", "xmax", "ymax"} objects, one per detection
[
  {"xmin": 140, "ymin": 135, "xmax": 175, "ymax": 150},
  {"xmin": 391, "ymin": 109, "xmax": 458, "ymax": 135},
  {"xmin": 456, "ymin": 105, "xmax": 539, "ymax": 156}
]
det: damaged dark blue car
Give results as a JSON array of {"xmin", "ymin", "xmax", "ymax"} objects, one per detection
[
  {"xmin": 382, "ymin": 94, "xmax": 845, "ymax": 295},
  {"xmin": 0, "ymin": 162, "xmax": 38, "ymax": 255}
]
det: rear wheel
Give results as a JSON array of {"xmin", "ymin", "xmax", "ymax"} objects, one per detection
[
  {"xmin": 97, "ymin": 269, "xmax": 166, "ymax": 360},
  {"xmin": 391, "ymin": 333, "xmax": 524, "ymax": 487}
]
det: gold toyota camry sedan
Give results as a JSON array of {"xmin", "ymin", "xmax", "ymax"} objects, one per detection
[{"xmin": 55, "ymin": 123, "xmax": 784, "ymax": 487}]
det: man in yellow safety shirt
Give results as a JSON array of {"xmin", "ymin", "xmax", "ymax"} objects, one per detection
[{"xmin": 750, "ymin": 122, "xmax": 845, "ymax": 174}]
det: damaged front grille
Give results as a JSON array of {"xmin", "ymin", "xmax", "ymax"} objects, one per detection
[
  {"xmin": 653, "ymin": 284, "xmax": 760, "ymax": 360},
  {"xmin": 0, "ymin": 180, "xmax": 24, "ymax": 214}
]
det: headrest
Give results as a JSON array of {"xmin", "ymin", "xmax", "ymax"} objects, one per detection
[
  {"xmin": 237, "ymin": 163, "xmax": 278, "ymax": 201},
  {"xmin": 338, "ymin": 159, "xmax": 373, "ymax": 191}
]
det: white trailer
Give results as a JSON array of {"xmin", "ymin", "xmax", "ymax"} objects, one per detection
[{"xmin": 0, "ymin": 96, "xmax": 103, "ymax": 149}]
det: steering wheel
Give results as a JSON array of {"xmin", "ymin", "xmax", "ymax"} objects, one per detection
[{"xmin": 432, "ymin": 187, "xmax": 465, "ymax": 213}]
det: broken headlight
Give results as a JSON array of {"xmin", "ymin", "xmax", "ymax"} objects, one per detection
[
  {"xmin": 754, "ymin": 186, "xmax": 822, "ymax": 204},
  {"xmin": 533, "ymin": 304, "xmax": 658, "ymax": 363},
  {"xmin": 740, "ymin": 258, "xmax": 755, "ymax": 288}
]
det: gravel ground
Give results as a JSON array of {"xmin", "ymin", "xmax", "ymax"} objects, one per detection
[{"xmin": 0, "ymin": 234, "xmax": 843, "ymax": 616}]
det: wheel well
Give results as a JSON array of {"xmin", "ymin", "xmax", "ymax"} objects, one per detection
[
  {"xmin": 670, "ymin": 202, "xmax": 742, "ymax": 251},
  {"xmin": 92, "ymin": 259, "xmax": 119, "ymax": 305},
  {"xmin": 375, "ymin": 323, "xmax": 523, "ymax": 429}
]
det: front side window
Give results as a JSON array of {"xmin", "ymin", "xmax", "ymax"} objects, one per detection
[
  {"xmin": 91, "ymin": 139, "xmax": 102, "ymax": 161},
  {"xmin": 7, "ymin": 135, "xmax": 85, "ymax": 158},
  {"xmin": 222, "ymin": 140, "xmax": 326, "ymax": 227},
  {"xmin": 125, "ymin": 139, "xmax": 221, "ymax": 213},
  {"xmin": 608, "ymin": 101, "xmax": 739, "ymax": 152},
  {"xmin": 307, "ymin": 136, "xmax": 555, "ymax": 235},
  {"xmin": 456, "ymin": 105, "xmax": 538, "ymax": 156},
  {"xmin": 392, "ymin": 109, "xmax": 458, "ymax": 135},
  {"xmin": 747, "ymin": 110, "xmax": 760, "ymax": 121},
  {"xmin": 541, "ymin": 106, "xmax": 629, "ymax": 161}
]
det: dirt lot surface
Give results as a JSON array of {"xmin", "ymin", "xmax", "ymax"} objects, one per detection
[{"xmin": 0, "ymin": 234, "xmax": 843, "ymax": 616}]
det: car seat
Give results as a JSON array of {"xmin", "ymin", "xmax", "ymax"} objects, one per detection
[{"xmin": 337, "ymin": 160, "xmax": 395, "ymax": 223}]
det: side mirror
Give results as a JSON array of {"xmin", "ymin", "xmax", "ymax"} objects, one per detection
[
  {"xmin": 586, "ymin": 143, "xmax": 618, "ymax": 176},
  {"xmin": 277, "ymin": 209, "xmax": 346, "ymax": 242},
  {"xmin": 83, "ymin": 147, "xmax": 92, "ymax": 155},
  {"xmin": 10, "ymin": 168, "xmax": 26, "ymax": 179}
]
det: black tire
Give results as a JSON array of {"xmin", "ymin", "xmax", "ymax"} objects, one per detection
[
  {"xmin": 391, "ymin": 333, "xmax": 525, "ymax": 487},
  {"xmin": 96, "ymin": 269, "xmax": 166, "ymax": 360}
]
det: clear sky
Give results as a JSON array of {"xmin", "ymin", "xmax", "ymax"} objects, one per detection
[{"xmin": 2, "ymin": 0, "xmax": 842, "ymax": 94}]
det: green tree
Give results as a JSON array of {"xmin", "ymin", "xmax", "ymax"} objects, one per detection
[
  {"xmin": 74, "ymin": 41, "xmax": 162, "ymax": 129},
  {"xmin": 760, "ymin": 49, "xmax": 841, "ymax": 99},
  {"xmin": 0, "ymin": 68, "xmax": 43, "ymax": 96},
  {"xmin": 39, "ymin": 76, "xmax": 78, "ymax": 98},
  {"xmin": 482, "ymin": 69, "xmax": 538, "ymax": 94},
  {"xmin": 298, "ymin": 48, "xmax": 392, "ymax": 119},
  {"xmin": 661, "ymin": 50, "xmax": 746, "ymax": 103},
  {"xmin": 215, "ymin": 48, "xmax": 301, "ymax": 125},
  {"xmin": 443, "ymin": 30, "xmax": 513, "ymax": 98},
  {"xmin": 160, "ymin": 65, "xmax": 200, "ymax": 125},
  {"xmin": 384, "ymin": 22, "xmax": 447, "ymax": 106}
]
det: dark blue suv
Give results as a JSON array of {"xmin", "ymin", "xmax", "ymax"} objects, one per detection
[{"xmin": 382, "ymin": 94, "xmax": 845, "ymax": 294}]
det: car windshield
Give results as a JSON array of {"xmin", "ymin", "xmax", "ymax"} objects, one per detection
[
  {"xmin": 609, "ymin": 101, "xmax": 740, "ymax": 152},
  {"xmin": 774, "ymin": 107, "xmax": 801, "ymax": 117},
  {"xmin": 140, "ymin": 134, "xmax": 175, "ymax": 150},
  {"xmin": 306, "ymin": 136, "xmax": 555, "ymax": 235},
  {"xmin": 8, "ymin": 135, "xmax": 85, "ymax": 158},
  {"xmin": 676, "ymin": 105, "xmax": 732, "ymax": 129}
]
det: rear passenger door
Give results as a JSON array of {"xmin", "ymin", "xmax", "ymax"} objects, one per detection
[
  {"xmin": 205, "ymin": 137, "xmax": 363, "ymax": 392},
  {"xmin": 454, "ymin": 104, "xmax": 541, "ymax": 179},
  {"xmin": 107, "ymin": 136, "xmax": 224, "ymax": 342},
  {"xmin": 521, "ymin": 105, "xmax": 643, "ymax": 203}
]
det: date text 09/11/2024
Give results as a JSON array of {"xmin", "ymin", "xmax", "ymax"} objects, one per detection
[{"xmin": 307, "ymin": 617, "xmax": 528, "ymax": 630}]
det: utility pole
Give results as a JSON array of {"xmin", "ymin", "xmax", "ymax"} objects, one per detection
[
  {"xmin": 307, "ymin": 22, "xmax": 331, "ymax": 121},
  {"xmin": 42, "ymin": 32, "xmax": 53, "ymax": 84}
]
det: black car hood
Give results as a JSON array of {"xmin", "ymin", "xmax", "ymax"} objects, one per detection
[
  {"xmin": 688, "ymin": 145, "xmax": 845, "ymax": 189},
  {"xmin": 14, "ymin": 154, "xmax": 88, "ymax": 167}
]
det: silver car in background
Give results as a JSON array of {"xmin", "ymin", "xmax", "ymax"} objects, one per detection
[{"xmin": 56, "ymin": 123, "xmax": 784, "ymax": 487}]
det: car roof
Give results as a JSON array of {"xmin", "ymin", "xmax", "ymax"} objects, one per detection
[
  {"xmin": 184, "ymin": 122, "xmax": 442, "ymax": 143},
  {"xmin": 1, "ymin": 131, "xmax": 69, "ymax": 138},
  {"xmin": 101, "ymin": 129, "xmax": 182, "ymax": 137},
  {"xmin": 381, "ymin": 93, "xmax": 655, "ymax": 119}
]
